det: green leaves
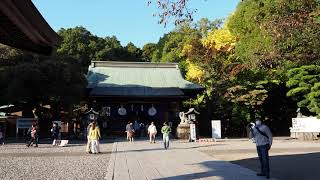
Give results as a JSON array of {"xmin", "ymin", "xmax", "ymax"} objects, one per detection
[
  {"xmin": 286, "ymin": 65, "xmax": 320, "ymax": 116},
  {"xmin": 228, "ymin": 0, "xmax": 320, "ymax": 68},
  {"xmin": 57, "ymin": 27, "xmax": 145, "ymax": 66}
]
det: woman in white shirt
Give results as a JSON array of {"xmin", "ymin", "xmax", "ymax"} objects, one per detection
[{"xmin": 147, "ymin": 122, "xmax": 157, "ymax": 143}]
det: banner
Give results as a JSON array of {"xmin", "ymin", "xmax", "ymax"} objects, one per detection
[{"xmin": 190, "ymin": 123, "xmax": 196, "ymax": 141}]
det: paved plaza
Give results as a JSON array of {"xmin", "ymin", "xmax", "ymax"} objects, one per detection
[
  {"xmin": 1, "ymin": 138, "xmax": 320, "ymax": 180},
  {"xmin": 106, "ymin": 140, "xmax": 268, "ymax": 180},
  {"xmin": 200, "ymin": 138, "xmax": 320, "ymax": 180}
]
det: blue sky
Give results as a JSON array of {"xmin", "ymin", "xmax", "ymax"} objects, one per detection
[{"xmin": 33, "ymin": 0, "xmax": 240, "ymax": 48}]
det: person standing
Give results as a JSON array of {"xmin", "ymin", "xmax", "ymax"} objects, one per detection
[
  {"xmin": 140, "ymin": 122, "xmax": 145, "ymax": 137},
  {"xmin": 51, "ymin": 123, "xmax": 60, "ymax": 146},
  {"xmin": 126, "ymin": 122, "xmax": 135, "ymax": 142},
  {"xmin": 102, "ymin": 120, "xmax": 108, "ymax": 137},
  {"xmin": 0, "ymin": 127, "xmax": 4, "ymax": 145},
  {"xmin": 161, "ymin": 122, "xmax": 171, "ymax": 149},
  {"xmin": 35, "ymin": 124, "xmax": 40, "ymax": 146},
  {"xmin": 147, "ymin": 122, "xmax": 157, "ymax": 143},
  {"xmin": 250, "ymin": 119, "xmax": 273, "ymax": 179},
  {"xmin": 88, "ymin": 121, "xmax": 101, "ymax": 154},
  {"xmin": 145, "ymin": 123, "xmax": 149, "ymax": 138},
  {"xmin": 125, "ymin": 122, "xmax": 130, "ymax": 141},
  {"xmin": 86, "ymin": 122, "xmax": 92, "ymax": 153},
  {"xmin": 133, "ymin": 120, "xmax": 140, "ymax": 138},
  {"xmin": 95, "ymin": 122, "xmax": 101, "ymax": 153},
  {"xmin": 26, "ymin": 124, "xmax": 38, "ymax": 147}
]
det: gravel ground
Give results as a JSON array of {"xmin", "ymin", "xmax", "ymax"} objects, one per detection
[
  {"xmin": 198, "ymin": 138, "xmax": 320, "ymax": 180},
  {"xmin": 0, "ymin": 141, "xmax": 113, "ymax": 180}
]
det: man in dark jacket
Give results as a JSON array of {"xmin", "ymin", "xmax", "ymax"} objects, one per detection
[{"xmin": 51, "ymin": 123, "xmax": 60, "ymax": 146}]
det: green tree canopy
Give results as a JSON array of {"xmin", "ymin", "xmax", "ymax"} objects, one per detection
[
  {"xmin": 287, "ymin": 65, "xmax": 320, "ymax": 116},
  {"xmin": 228, "ymin": 0, "xmax": 320, "ymax": 68},
  {"xmin": 142, "ymin": 43, "xmax": 157, "ymax": 61}
]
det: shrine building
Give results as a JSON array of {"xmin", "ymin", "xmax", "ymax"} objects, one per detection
[{"xmin": 86, "ymin": 61, "xmax": 203, "ymax": 135}]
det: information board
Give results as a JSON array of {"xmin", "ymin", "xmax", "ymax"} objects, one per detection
[
  {"xmin": 16, "ymin": 118, "xmax": 37, "ymax": 138},
  {"xmin": 16, "ymin": 118, "xmax": 37, "ymax": 129},
  {"xmin": 211, "ymin": 120, "xmax": 221, "ymax": 139},
  {"xmin": 290, "ymin": 117, "xmax": 320, "ymax": 132}
]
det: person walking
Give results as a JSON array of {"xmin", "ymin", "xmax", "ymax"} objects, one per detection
[
  {"xmin": 145, "ymin": 123, "xmax": 149, "ymax": 138},
  {"xmin": 26, "ymin": 124, "xmax": 38, "ymax": 147},
  {"xmin": 88, "ymin": 121, "xmax": 101, "ymax": 154},
  {"xmin": 0, "ymin": 127, "xmax": 4, "ymax": 145},
  {"xmin": 140, "ymin": 122, "xmax": 145, "ymax": 137},
  {"xmin": 51, "ymin": 123, "xmax": 60, "ymax": 146},
  {"xmin": 148, "ymin": 122, "xmax": 157, "ymax": 143},
  {"xmin": 95, "ymin": 123, "xmax": 101, "ymax": 153},
  {"xmin": 133, "ymin": 120, "xmax": 140, "ymax": 138},
  {"xmin": 86, "ymin": 122, "xmax": 92, "ymax": 153},
  {"xmin": 102, "ymin": 120, "xmax": 108, "ymax": 137},
  {"xmin": 126, "ymin": 122, "xmax": 135, "ymax": 142},
  {"xmin": 250, "ymin": 119, "xmax": 273, "ymax": 179},
  {"xmin": 125, "ymin": 122, "xmax": 130, "ymax": 141},
  {"xmin": 161, "ymin": 122, "xmax": 171, "ymax": 149}
]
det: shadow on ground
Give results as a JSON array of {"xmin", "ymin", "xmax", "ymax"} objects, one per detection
[
  {"xmin": 152, "ymin": 160, "xmax": 263, "ymax": 180},
  {"xmin": 231, "ymin": 152, "xmax": 320, "ymax": 180}
]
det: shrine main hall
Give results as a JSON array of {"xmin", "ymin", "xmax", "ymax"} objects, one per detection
[{"xmin": 86, "ymin": 61, "xmax": 203, "ymax": 134}]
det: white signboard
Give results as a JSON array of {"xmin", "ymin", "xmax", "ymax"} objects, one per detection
[
  {"xmin": 190, "ymin": 124, "xmax": 196, "ymax": 141},
  {"xmin": 290, "ymin": 117, "xmax": 320, "ymax": 132},
  {"xmin": 211, "ymin": 120, "xmax": 221, "ymax": 139}
]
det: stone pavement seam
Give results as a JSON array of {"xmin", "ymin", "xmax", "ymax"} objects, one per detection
[
  {"xmin": 125, "ymin": 149, "xmax": 132, "ymax": 180},
  {"xmin": 105, "ymin": 142, "xmax": 117, "ymax": 180},
  {"xmin": 137, "ymin": 159, "xmax": 149, "ymax": 180}
]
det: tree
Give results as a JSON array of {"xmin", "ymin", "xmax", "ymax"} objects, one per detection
[
  {"xmin": 142, "ymin": 43, "xmax": 157, "ymax": 61},
  {"xmin": 228, "ymin": 0, "xmax": 320, "ymax": 68},
  {"xmin": 147, "ymin": 0, "xmax": 195, "ymax": 26},
  {"xmin": 286, "ymin": 65, "xmax": 320, "ymax": 116},
  {"xmin": 57, "ymin": 27, "xmax": 145, "ymax": 64},
  {"xmin": 196, "ymin": 18, "xmax": 223, "ymax": 36},
  {"xmin": 99, "ymin": 36, "xmax": 123, "ymax": 60},
  {"xmin": 57, "ymin": 26, "xmax": 95, "ymax": 68},
  {"xmin": 0, "ymin": 43, "xmax": 87, "ymax": 112},
  {"xmin": 125, "ymin": 42, "xmax": 142, "ymax": 58},
  {"xmin": 147, "ymin": 0, "xmax": 320, "ymax": 136}
]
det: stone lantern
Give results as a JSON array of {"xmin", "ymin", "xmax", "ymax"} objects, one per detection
[
  {"xmin": 176, "ymin": 108, "xmax": 200, "ymax": 139},
  {"xmin": 85, "ymin": 108, "xmax": 99, "ymax": 123}
]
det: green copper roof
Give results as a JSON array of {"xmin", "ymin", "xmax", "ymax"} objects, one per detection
[{"xmin": 86, "ymin": 61, "xmax": 203, "ymax": 97}]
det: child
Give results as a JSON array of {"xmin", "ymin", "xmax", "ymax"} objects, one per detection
[{"xmin": 88, "ymin": 121, "xmax": 101, "ymax": 154}]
